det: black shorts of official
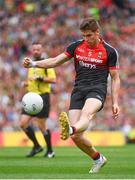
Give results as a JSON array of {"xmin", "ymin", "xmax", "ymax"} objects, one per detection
[
  {"xmin": 69, "ymin": 85, "xmax": 107, "ymax": 111},
  {"xmin": 22, "ymin": 93, "xmax": 50, "ymax": 118}
]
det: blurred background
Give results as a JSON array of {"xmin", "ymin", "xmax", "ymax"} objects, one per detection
[{"xmin": 0, "ymin": 0, "xmax": 135, "ymax": 146}]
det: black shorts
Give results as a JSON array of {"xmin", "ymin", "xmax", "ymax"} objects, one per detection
[
  {"xmin": 69, "ymin": 85, "xmax": 107, "ymax": 111},
  {"xmin": 22, "ymin": 93, "xmax": 50, "ymax": 118}
]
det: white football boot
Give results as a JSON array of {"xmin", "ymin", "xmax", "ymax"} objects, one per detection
[{"xmin": 89, "ymin": 155, "xmax": 107, "ymax": 174}]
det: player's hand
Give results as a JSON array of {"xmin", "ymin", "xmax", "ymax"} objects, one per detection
[
  {"xmin": 23, "ymin": 57, "xmax": 36, "ymax": 68},
  {"xmin": 112, "ymin": 104, "xmax": 120, "ymax": 119}
]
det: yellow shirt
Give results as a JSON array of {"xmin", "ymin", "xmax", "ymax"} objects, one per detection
[{"xmin": 27, "ymin": 68, "xmax": 56, "ymax": 94}]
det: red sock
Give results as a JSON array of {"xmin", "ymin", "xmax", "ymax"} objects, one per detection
[{"xmin": 92, "ymin": 152, "xmax": 100, "ymax": 160}]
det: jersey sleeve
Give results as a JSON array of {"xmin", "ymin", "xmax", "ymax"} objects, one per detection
[
  {"xmin": 64, "ymin": 40, "xmax": 83, "ymax": 58},
  {"xmin": 108, "ymin": 49, "xmax": 119, "ymax": 70},
  {"xmin": 47, "ymin": 68, "xmax": 56, "ymax": 79}
]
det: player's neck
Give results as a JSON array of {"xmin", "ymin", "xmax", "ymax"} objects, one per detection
[{"xmin": 88, "ymin": 38, "xmax": 100, "ymax": 48}]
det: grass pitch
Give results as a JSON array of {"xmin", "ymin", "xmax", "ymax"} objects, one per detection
[{"xmin": 0, "ymin": 145, "xmax": 135, "ymax": 179}]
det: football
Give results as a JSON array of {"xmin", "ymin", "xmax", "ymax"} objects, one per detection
[{"xmin": 22, "ymin": 92, "xmax": 43, "ymax": 115}]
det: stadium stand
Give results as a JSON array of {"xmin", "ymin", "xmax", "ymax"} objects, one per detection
[{"xmin": 0, "ymin": 0, "xmax": 134, "ymax": 140}]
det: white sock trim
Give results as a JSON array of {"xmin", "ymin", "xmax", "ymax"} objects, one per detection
[{"xmin": 69, "ymin": 126, "xmax": 73, "ymax": 135}]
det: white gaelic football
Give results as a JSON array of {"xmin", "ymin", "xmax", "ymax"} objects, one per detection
[{"xmin": 22, "ymin": 92, "xmax": 43, "ymax": 115}]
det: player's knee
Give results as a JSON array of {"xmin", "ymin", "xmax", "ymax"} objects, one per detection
[
  {"xmin": 19, "ymin": 120, "xmax": 28, "ymax": 129},
  {"xmin": 37, "ymin": 122, "xmax": 46, "ymax": 132},
  {"xmin": 38, "ymin": 126, "xmax": 46, "ymax": 133},
  {"xmin": 81, "ymin": 109, "xmax": 93, "ymax": 120}
]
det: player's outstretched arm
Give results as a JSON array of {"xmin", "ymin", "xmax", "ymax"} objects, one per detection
[{"xmin": 23, "ymin": 53, "xmax": 70, "ymax": 68}]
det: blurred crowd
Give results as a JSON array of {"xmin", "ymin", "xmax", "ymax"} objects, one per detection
[{"xmin": 0, "ymin": 0, "xmax": 135, "ymax": 136}]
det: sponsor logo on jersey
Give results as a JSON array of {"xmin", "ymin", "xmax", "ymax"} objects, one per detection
[
  {"xmin": 98, "ymin": 52, "xmax": 102, "ymax": 58},
  {"xmin": 88, "ymin": 51, "xmax": 92, "ymax": 57},
  {"xmin": 79, "ymin": 61, "xmax": 96, "ymax": 69},
  {"xmin": 76, "ymin": 55, "xmax": 103, "ymax": 63}
]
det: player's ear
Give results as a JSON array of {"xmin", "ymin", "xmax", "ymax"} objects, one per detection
[{"xmin": 95, "ymin": 29, "xmax": 100, "ymax": 36}]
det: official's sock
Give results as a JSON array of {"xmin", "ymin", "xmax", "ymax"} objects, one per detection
[
  {"xmin": 69, "ymin": 126, "xmax": 76, "ymax": 135},
  {"xmin": 43, "ymin": 129, "xmax": 52, "ymax": 152},
  {"xmin": 23, "ymin": 126, "xmax": 40, "ymax": 147},
  {"xmin": 92, "ymin": 152, "xmax": 100, "ymax": 160}
]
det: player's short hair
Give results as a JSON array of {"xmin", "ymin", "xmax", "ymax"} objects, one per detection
[{"xmin": 79, "ymin": 18, "xmax": 100, "ymax": 32}]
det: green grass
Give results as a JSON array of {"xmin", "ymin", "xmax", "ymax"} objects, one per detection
[{"xmin": 0, "ymin": 145, "xmax": 135, "ymax": 179}]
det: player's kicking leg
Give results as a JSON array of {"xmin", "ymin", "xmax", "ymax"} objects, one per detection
[
  {"xmin": 59, "ymin": 98, "xmax": 107, "ymax": 173},
  {"xmin": 59, "ymin": 111, "xmax": 107, "ymax": 173}
]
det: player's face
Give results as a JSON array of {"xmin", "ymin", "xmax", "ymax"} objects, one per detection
[
  {"xmin": 81, "ymin": 29, "xmax": 99, "ymax": 45},
  {"xmin": 32, "ymin": 44, "xmax": 43, "ymax": 59}
]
